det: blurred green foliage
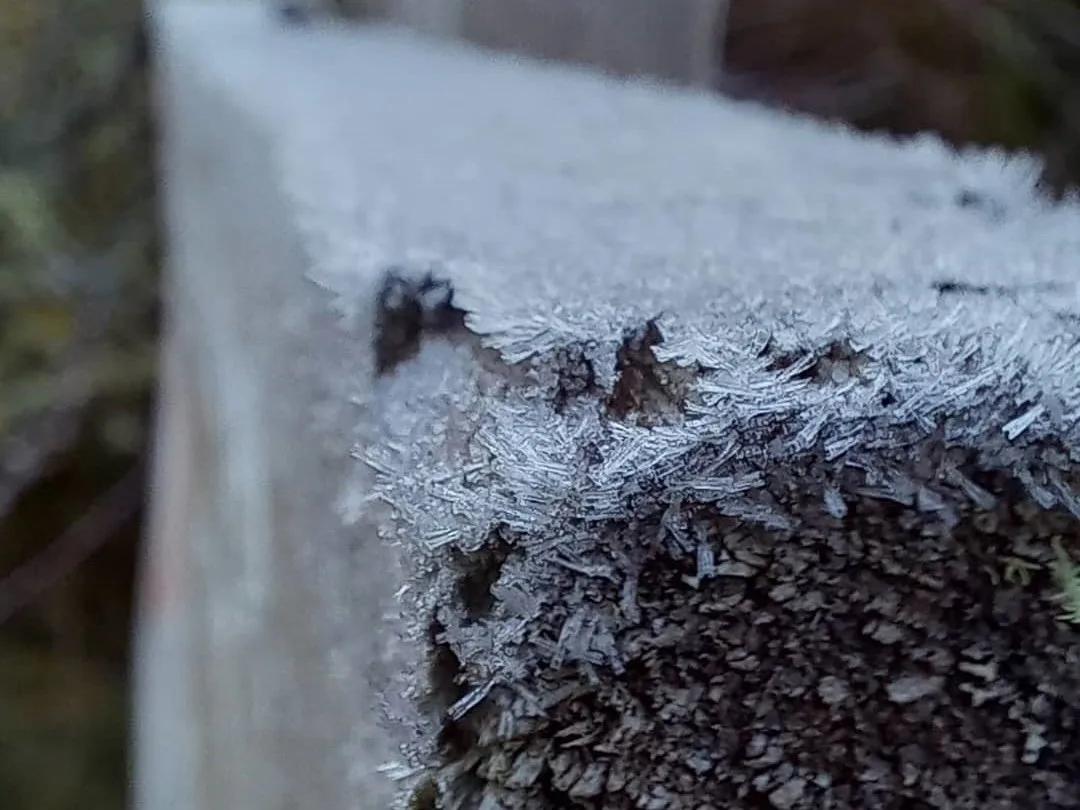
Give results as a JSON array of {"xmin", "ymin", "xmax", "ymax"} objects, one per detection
[
  {"xmin": 0, "ymin": 643, "xmax": 128, "ymax": 810},
  {"xmin": 720, "ymin": 0, "xmax": 1080, "ymax": 194},
  {"xmin": 0, "ymin": 0, "xmax": 155, "ymax": 808},
  {"xmin": 982, "ymin": 0, "xmax": 1080, "ymax": 195}
]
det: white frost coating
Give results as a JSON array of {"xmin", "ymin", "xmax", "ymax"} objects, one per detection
[
  {"xmin": 166, "ymin": 5, "xmax": 1080, "ymax": 802},
  {"xmin": 278, "ymin": 20, "xmax": 1080, "ymax": 782},
  {"xmin": 1004, "ymin": 404, "xmax": 1047, "ymax": 440}
]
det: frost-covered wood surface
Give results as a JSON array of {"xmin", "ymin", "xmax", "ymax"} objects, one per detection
[{"xmin": 150, "ymin": 4, "xmax": 1080, "ymax": 810}]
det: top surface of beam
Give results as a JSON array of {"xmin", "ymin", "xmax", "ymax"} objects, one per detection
[
  {"xmin": 156, "ymin": 1, "xmax": 1080, "ymax": 536},
  {"xmin": 161, "ymin": 1, "xmax": 1078, "ymax": 358}
]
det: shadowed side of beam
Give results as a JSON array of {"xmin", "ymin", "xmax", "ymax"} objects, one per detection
[{"xmin": 140, "ymin": 4, "xmax": 408, "ymax": 809}]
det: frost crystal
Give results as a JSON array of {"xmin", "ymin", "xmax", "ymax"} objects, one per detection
[
  {"xmin": 824, "ymin": 487, "xmax": 848, "ymax": 519},
  {"xmin": 1003, "ymin": 404, "xmax": 1047, "ymax": 440}
]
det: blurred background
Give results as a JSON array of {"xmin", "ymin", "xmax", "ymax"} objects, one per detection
[{"xmin": 0, "ymin": 0, "xmax": 1077, "ymax": 807}]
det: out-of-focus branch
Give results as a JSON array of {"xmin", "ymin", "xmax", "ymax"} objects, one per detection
[{"xmin": 0, "ymin": 457, "xmax": 144, "ymax": 626}]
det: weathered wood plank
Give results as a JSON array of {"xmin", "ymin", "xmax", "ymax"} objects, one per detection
[{"xmin": 146, "ymin": 3, "xmax": 1080, "ymax": 809}]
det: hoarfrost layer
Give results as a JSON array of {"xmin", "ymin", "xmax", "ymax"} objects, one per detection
[
  {"xmin": 179, "ymin": 9, "xmax": 1080, "ymax": 804},
  {"xmin": 271, "ymin": 16, "xmax": 1080, "ymax": 801},
  {"xmin": 161, "ymin": 6, "xmax": 1080, "ymax": 808}
]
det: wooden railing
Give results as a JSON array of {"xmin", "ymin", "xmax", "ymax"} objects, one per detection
[{"xmin": 137, "ymin": 3, "xmax": 1080, "ymax": 810}]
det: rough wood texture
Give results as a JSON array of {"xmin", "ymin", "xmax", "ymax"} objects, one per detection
[{"xmin": 151, "ymin": 4, "xmax": 1080, "ymax": 809}]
